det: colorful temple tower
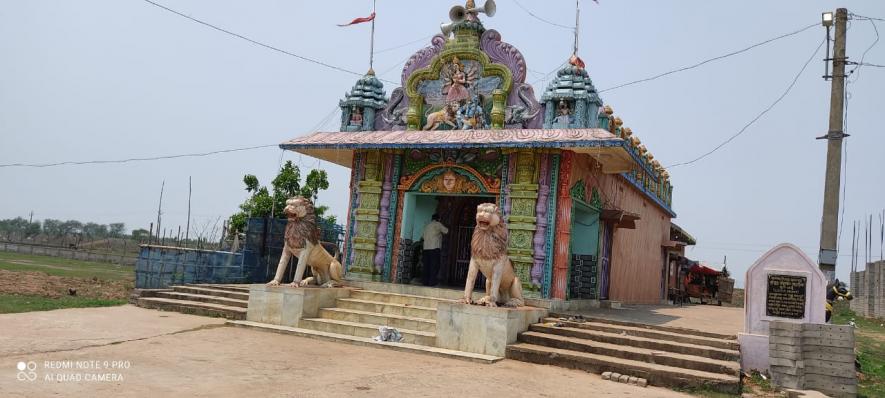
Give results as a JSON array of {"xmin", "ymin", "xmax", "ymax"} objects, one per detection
[{"xmin": 281, "ymin": 2, "xmax": 683, "ymax": 304}]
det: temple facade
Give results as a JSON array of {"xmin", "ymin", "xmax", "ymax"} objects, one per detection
[{"xmin": 281, "ymin": 5, "xmax": 689, "ymax": 304}]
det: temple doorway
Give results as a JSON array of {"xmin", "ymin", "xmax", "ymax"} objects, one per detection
[{"xmin": 400, "ymin": 193, "xmax": 495, "ymax": 289}]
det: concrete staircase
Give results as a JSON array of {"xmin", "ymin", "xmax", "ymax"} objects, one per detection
[
  {"xmin": 135, "ymin": 284, "xmax": 249, "ymax": 320},
  {"xmin": 298, "ymin": 290, "xmax": 444, "ymax": 346},
  {"xmin": 506, "ymin": 316, "xmax": 741, "ymax": 394},
  {"xmin": 230, "ymin": 281, "xmax": 503, "ymax": 363}
]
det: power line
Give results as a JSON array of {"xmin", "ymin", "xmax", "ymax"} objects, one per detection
[
  {"xmin": 851, "ymin": 13, "xmax": 885, "ymax": 22},
  {"xmin": 512, "ymin": 0, "xmax": 575, "ymax": 30},
  {"xmin": 666, "ymin": 37, "xmax": 825, "ymax": 169},
  {"xmin": 375, "ymin": 35, "xmax": 435, "ymax": 54},
  {"xmin": 847, "ymin": 18, "xmax": 881, "ymax": 83},
  {"xmin": 0, "ymin": 145, "xmax": 279, "ymax": 169},
  {"xmin": 599, "ymin": 22, "xmax": 819, "ymax": 93},
  {"xmin": 138, "ymin": 0, "xmax": 396, "ymax": 84}
]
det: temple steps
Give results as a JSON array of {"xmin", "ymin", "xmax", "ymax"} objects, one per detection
[
  {"xmin": 229, "ymin": 320, "xmax": 501, "ymax": 364},
  {"xmin": 297, "ymin": 290, "xmax": 440, "ymax": 346},
  {"xmin": 531, "ymin": 320, "xmax": 740, "ymax": 361},
  {"xmin": 136, "ymin": 296, "xmax": 246, "ymax": 320},
  {"xmin": 318, "ymin": 307, "xmax": 437, "ymax": 332},
  {"xmin": 517, "ymin": 331, "xmax": 739, "ymax": 375},
  {"xmin": 134, "ymin": 284, "xmax": 250, "ymax": 320},
  {"xmin": 506, "ymin": 343, "xmax": 740, "ymax": 394},
  {"xmin": 335, "ymin": 298, "xmax": 438, "ymax": 320},
  {"xmin": 183, "ymin": 283, "xmax": 252, "ymax": 293},
  {"xmin": 537, "ymin": 318, "xmax": 739, "ymax": 350},
  {"xmin": 298, "ymin": 318, "xmax": 436, "ymax": 346},
  {"xmin": 548, "ymin": 314, "xmax": 737, "ymax": 341},
  {"xmin": 506, "ymin": 317, "xmax": 741, "ymax": 394},
  {"xmin": 170, "ymin": 285, "xmax": 250, "ymax": 301},
  {"xmin": 348, "ymin": 290, "xmax": 453, "ymax": 309},
  {"xmin": 153, "ymin": 291, "xmax": 249, "ymax": 308}
]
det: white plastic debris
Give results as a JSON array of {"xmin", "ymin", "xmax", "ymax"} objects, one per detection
[{"xmin": 373, "ymin": 326, "xmax": 403, "ymax": 342}]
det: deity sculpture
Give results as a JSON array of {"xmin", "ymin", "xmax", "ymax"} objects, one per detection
[
  {"xmin": 349, "ymin": 106, "xmax": 363, "ymax": 127},
  {"xmin": 553, "ymin": 100, "xmax": 573, "ymax": 127},
  {"xmin": 456, "ymin": 94, "xmax": 486, "ymax": 129}
]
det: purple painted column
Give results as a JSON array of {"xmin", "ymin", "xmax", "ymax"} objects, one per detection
[
  {"xmin": 531, "ymin": 154, "xmax": 550, "ymax": 288},
  {"xmin": 373, "ymin": 154, "xmax": 393, "ymax": 275}
]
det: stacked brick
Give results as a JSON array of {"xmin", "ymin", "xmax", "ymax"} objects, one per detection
[
  {"xmin": 769, "ymin": 321, "xmax": 856, "ymax": 398},
  {"xmin": 569, "ymin": 254, "xmax": 598, "ymax": 299},
  {"xmin": 850, "ymin": 260, "xmax": 884, "ymax": 319}
]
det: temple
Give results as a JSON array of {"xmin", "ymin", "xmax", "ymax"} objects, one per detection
[{"xmin": 281, "ymin": 3, "xmax": 691, "ymax": 304}]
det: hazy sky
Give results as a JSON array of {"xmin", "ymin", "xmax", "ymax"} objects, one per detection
[{"xmin": 2, "ymin": 0, "xmax": 883, "ymax": 287}]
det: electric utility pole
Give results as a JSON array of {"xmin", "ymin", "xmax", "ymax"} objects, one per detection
[{"xmin": 818, "ymin": 8, "xmax": 848, "ymax": 280}]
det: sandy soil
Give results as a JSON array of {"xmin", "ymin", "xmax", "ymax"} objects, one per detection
[
  {"xmin": 1, "ymin": 305, "xmax": 689, "ymax": 398},
  {"xmin": 0, "ymin": 269, "xmax": 131, "ymax": 299}
]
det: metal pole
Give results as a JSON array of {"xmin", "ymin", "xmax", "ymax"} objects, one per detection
[
  {"xmin": 573, "ymin": 0, "xmax": 580, "ymax": 55},
  {"xmin": 817, "ymin": 8, "xmax": 848, "ymax": 280},
  {"xmin": 186, "ymin": 176, "xmax": 191, "ymax": 246},
  {"xmin": 369, "ymin": 0, "xmax": 376, "ymax": 72}
]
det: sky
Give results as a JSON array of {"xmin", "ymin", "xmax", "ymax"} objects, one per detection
[{"xmin": 1, "ymin": 0, "xmax": 883, "ymax": 287}]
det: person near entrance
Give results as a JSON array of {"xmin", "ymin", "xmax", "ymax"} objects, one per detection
[{"xmin": 421, "ymin": 213, "xmax": 448, "ymax": 286}]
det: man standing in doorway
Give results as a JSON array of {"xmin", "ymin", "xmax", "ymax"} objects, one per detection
[{"xmin": 421, "ymin": 213, "xmax": 448, "ymax": 286}]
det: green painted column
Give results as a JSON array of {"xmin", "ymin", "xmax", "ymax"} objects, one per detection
[
  {"xmin": 351, "ymin": 150, "xmax": 383, "ymax": 280},
  {"xmin": 507, "ymin": 149, "xmax": 539, "ymax": 295}
]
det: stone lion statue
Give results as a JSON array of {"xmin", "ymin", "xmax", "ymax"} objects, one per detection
[
  {"xmin": 266, "ymin": 196, "xmax": 344, "ymax": 288},
  {"xmin": 460, "ymin": 203, "xmax": 524, "ymax": 307}
]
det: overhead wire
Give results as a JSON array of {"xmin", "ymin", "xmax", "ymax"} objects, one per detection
[
  {"xmin": 0, "ymin": 145, "xmax": 279, "ymax": 169},
  {"xmin": 665, "ymin": 37, "xmax": 826, "ymax": 169},
  {"xmin": 138, "ymin": 0, "xmax": 396, "ymax": 84},
  {"xmin": 375, "ymin": 35, "xmax": 435, "ymax": 54},
  {"xmin": 512, "ymin": 0, "xmax": 575, "ymax": 30},
  {"xmin": 599, "ymin": 22, "xmax": 819, "ymax": 93}
]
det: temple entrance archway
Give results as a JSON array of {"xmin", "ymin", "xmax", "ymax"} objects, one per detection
[{"xmin": 400, "ymin": 192, "xmax": 495, "ymax": 288}]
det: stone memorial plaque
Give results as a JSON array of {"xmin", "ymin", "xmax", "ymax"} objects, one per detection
[{"xmin": 765, "ymin": 274, "xmax": 806, "ymax": 319}]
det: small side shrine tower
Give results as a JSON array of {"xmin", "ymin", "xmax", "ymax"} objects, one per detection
[
  {"xmin": 541, "ymin": 64, "xmax": 602, "ymax": 129},
  {"xmin": 281, "ymin": 1, "xmax": 685, "ymax": 305},
  {"xmin": 339, "ymin": 70, "xmax": 388, "ymax": 132}
]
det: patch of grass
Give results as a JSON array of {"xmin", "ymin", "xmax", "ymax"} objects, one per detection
[
  {"xmin": 831, "ymin": 303, "xmax": 885, "ymax": 398},
  {"xmin": 0, "ymin": 294, "xmax": 127, "ymax": 314},
  {"xmin": 0, "ymin": 251, "xmax": 132, "ymax": 281},
  {"xmin": 673, "ymin": 385, "xmax": 740, "ymax": 398},
  {"xmin": 748, "ymin": 371, "xmax": 773, "ymax": 392}
]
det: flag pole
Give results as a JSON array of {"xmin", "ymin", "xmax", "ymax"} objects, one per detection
[
  {"xmin": 573, "ymin": 0, "xmax": 580, "ymax": 55},
  {"xmin": 369, "ymin": 0, "xmax": 376, "ymax": 73}
]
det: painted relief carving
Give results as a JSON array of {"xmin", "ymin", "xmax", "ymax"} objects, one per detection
[
  {"xmin": 419, "ymin": 169, "xmax": 481, "ymax": 194},
  {"xmin": 418, "ymin": 57, "xmax": 498, "ymax": 131}
]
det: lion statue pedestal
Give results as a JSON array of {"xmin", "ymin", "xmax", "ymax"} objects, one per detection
[
  {"xmin": 460, "ymin": 203, "xmax": 524, "ymax": 307},
  {"xmin": 266, "ymin": 196, "xmax": 345, "ymax": 288}
]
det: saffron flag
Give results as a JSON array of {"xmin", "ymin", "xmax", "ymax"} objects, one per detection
[{"xmin": 338, "ymin": 12, "xmax": 375, "ymax": 27}]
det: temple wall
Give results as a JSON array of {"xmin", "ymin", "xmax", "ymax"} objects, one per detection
[{"xmin": 571, "ymin": 153, "xmax": 671, "ymax": 304}]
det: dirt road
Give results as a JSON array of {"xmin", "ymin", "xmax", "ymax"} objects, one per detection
[{"xmin": 1, "ymin": 305, "xmax": 688, "ymax": 398}]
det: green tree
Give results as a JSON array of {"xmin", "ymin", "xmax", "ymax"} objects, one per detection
[{"xmin": 228, "ymin": 161, "xmax": 336, "ymax": 234}]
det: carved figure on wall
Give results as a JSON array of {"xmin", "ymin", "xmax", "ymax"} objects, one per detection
[
  {"xmin": 349, "ymin": 106, "xmax": 363, "ymax": 127},
  {"xmin": 443, "ymin": 56, "xmax": 473, "ymax": 104},
  {"xmin": 553, "ymin": 100, "xmax": 573, "ymax": 126},
  {"xmin": 266, "ymin": 196, "xmax": 344, "ymax": 287},
  {"xmin": 419, "ymin": 169, "xmax": 481, "ymax": 194},
  {"xmin": 460, "ymin": 203, "xmax": 524, "ymax": 307},
  {"xmin": 423, "ymin": 103, "xmax": 458, "ymax": 130},
  {"xmin": 456, "ymin": 94, "xmax": 486, "ymax": 129}
]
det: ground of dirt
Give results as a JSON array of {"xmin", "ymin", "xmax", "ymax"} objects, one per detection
[
  {"xmin": 1, "ymin": 305, "xmax": 690, "ymax": 398},
  {"xmin": 0, "ymin": 269, "xmax": 131, "ymax": 300}
]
